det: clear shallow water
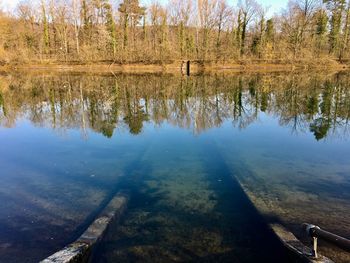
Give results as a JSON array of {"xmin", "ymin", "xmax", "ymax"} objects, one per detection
[{"xmin": 0, "ymin": 73, "xmax": 349, "ymax": 262}]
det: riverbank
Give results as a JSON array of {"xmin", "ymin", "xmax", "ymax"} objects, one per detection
[{"xmin": 0, "ymin": 59, "xmax": 348, "ymax": 74}]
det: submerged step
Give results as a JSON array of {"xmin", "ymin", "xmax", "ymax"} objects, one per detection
[{"xmin": 41, "ymin": 191, "xmax": 129, "ymax": 263}]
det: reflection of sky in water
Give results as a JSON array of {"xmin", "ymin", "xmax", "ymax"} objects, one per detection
[
  {"xmin": 0, "ymin": 74, "xmax": 349, "ymax": 262},
  {"xmin": 0, "ymin": 119, "xmax": 152, "ymax": 262}
]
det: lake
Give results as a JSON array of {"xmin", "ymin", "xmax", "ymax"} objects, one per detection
[{"xmin": 0, "ymin": 72, "xmax": 349, "ymax": 263}]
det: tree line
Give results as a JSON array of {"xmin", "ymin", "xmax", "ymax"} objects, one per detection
[{"xmin": 1, "ymin": 0, "xmax": 350, "ymax": 64}]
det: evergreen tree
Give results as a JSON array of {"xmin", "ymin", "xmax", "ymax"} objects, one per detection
[
  {"xmin": 103, "ymin": 1, "xmax": 117, "ymax": 57},
  {"xmin": 118, "ymin": 0, "xmax": 145, "ymax": 50},
  {"xmin": 41, "ymin": 0, "xmax": 50, "ymax": 55},
  {"xmin": 324, "ymin": 0, "xmax": 346, "ymax": 55},
  {"xmin": 315, "ymin": 9, "xmax": 328, "ymax": 56},
  {"xmin": 265, "ymin": 19, "xmax": 274, "ymax": 43}
]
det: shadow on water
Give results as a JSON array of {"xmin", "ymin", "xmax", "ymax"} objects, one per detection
[
  {"xmin": 68, "ymin": 144, "xmax": 151, "ymax": 246},
  {"xmin": 196, "ymin": 140, "xmax": 292, "ymax": 262},
  {"xmin": 92, "ymin": 139, "xmax": 295, "ymax": 263}
]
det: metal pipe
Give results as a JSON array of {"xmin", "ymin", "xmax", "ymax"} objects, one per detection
[{"xmin": 302, "ymin": 223, "xmax": 350, "ymax": 253}]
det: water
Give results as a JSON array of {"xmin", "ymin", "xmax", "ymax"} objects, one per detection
[{"xmin": 0, "ymin": 72, "xmax": 349, "ymax": 262}]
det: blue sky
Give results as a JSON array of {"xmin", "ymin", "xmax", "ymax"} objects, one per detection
[{"xmin": 1, "ymin": 0, "xmax": 287, "ymax": 17}]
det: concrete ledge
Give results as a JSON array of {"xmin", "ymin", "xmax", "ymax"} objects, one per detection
[
  {"xmin": 41, "ymin": 191, "xmax": 129, "ymax": 263},
  {"xmin": 270, "ymin": 224, "xmax": 334, "ymax": 263}
]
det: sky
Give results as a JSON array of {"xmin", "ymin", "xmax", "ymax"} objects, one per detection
[{"xmin": 1, "ymin": 0, "xmax": 287, "ymax": 17}]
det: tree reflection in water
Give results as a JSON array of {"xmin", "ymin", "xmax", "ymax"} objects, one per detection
[{"xmin": 0, "ymin": 73, "xmax": 350, "ymax": 140}]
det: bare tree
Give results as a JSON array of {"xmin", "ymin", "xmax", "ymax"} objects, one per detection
[
  {"xmin": 214, "ymin": 0, "xmax": 232, "ymax": 59},
  {"xmin": 281, "ymin": 0, "xmax": 319, "ymax": 58},
  {"xmin": 197, "ymin": 0, "xmax": 218, "ymax": 60},
  {"xmin": 238, "ymin": 0, "xmax": 260, "ymax": 56},
  {"xmin": 168, "ymin": 0, "xmax": 193, "ymax": 58},
  {"xmin": 71, "ymin": 0, "xmax": 80, "ymax": 56}
]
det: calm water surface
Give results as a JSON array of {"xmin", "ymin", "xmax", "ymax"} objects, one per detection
[{"xmin": 0, "ymin": 73, "xmax": 349, "ymax": 262}]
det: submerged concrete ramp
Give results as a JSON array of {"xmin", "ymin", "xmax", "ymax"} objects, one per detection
[{"xmin": 41, "ymin": 191, "xmax": 129, "ymax": 263}]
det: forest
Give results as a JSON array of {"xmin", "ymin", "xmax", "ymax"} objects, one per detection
[{"xmin": 1, "ymin": 0, "xmax": 350, "ymax": 65}]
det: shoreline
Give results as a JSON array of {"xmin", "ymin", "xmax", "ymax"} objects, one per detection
[{"xmin": 1, "ymin": 60, "xmax": 349, "ymax": 74}]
